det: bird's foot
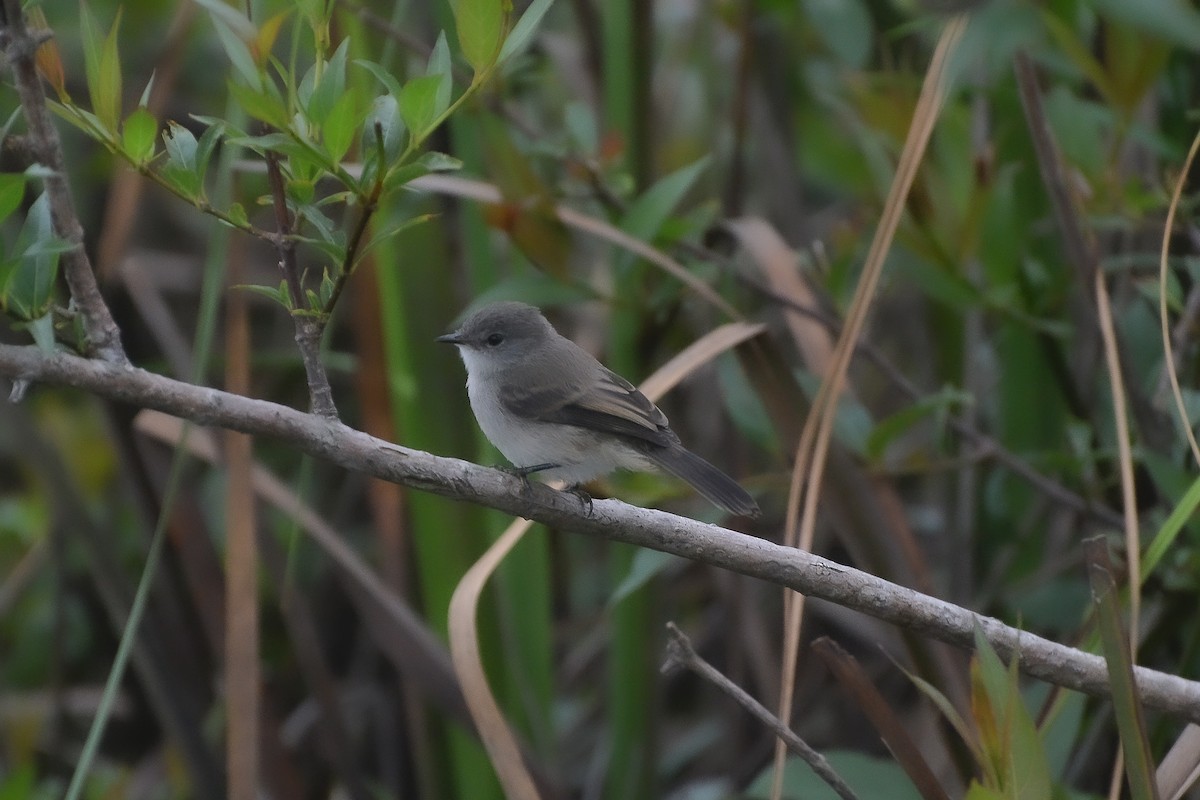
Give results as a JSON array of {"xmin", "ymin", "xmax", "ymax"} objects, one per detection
[{"xmin": 563, "ymin": 484, "xmax": 593, "ymax": 516}]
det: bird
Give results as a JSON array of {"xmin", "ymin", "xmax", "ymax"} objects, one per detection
[{"xmin": 437, "ymin": 301, "xmax": 759, "ymax": 517}]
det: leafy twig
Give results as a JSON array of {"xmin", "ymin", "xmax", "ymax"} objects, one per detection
[
  {"xmin": 0, "ymin": 0, "xmax": 127, "ymax": 362},
  {"xmin": 263, "ymin": 149, "xmax": 338, "ymax": 418}
]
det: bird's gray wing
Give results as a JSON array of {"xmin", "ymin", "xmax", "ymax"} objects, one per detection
[{"xmin": 504, "ymin": 366, "xmax": 675, "ymax": 448}]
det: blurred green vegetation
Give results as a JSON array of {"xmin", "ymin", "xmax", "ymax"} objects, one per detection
[{"xmin": 2, "ymin": 0, "xmax": 1200, "ymax": 797}]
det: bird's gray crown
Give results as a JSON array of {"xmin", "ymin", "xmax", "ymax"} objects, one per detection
[{"xmin": 453, "ymin": 301, "xmax": 554, "ymax": 349}]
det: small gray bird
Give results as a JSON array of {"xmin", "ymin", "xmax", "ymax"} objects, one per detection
[{"xmin": 437, "ymin": 301, "xmax": 759, "ymax": 517}]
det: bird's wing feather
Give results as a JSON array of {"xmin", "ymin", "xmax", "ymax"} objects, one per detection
[{"xmin": 504, "ymin": 363, "xmax": 675, "ymax": 448}]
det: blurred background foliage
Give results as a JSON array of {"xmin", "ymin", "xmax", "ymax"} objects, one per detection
[{"xmin": 2, "ymin": 0, "xmax": 1200, "ymax": 797}]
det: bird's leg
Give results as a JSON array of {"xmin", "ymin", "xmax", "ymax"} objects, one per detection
[
  {"xmin": 511, "ymin": 462, "xmax": 559, "ymax": 477},
  {"xmin": 494, "ymin": 463, "xmax": 559, "ymax": 499}
]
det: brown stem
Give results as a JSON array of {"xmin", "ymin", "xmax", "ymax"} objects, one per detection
[
  {"xmin": 263, "ymin": 151, "xmax": 338, "ymax": 418},
  {"xmin": 0, "ymin": 1, "xmax": 127, "ymax": 363}
]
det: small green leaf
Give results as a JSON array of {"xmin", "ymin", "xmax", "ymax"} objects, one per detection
[
  {"xmin": 227, "ymin": 80, "xmax": 290, "ymax": 129},
  {"xmin": 398, "ymin": 74, "xmax": 444, "ymax": 139},
  {"xmin": 197, "ymin": 0, "xmax": 261, "ymax": 86},
  {"xmin": 5, "ymin": 194, "xmax": 62, "ymax": 321},
  {"xmin": 419, "ymin": 151, "xmax": 463, "ymax": 172},
  {"xmin": 451, "ymin": 0, "xmax": 507, "ymax": 74},
  {"xmin": 307, "ymin": 37, "xmax": 350, "ymax": 125},
  {"xmin": 363, "ymin": 94, "xmax": 404, "ymax": 164},
  {"xmin": 26, "ymin": 312, "xmax": 56, "ymax": 353},
  {"xmin": 227, "ymin": 202, "xmax": 249, "ymax": 228},
  {"xmin": 620, "ymin": 156, "xmax": 710, "ymax": 243},
  {"xmin": 254, "ymin": 9, "xmax": 290, "ymax": 68},
  {"xmin": 162, "ymin": 122, "xmax": 201, "ymax": 196},
  {"xmin": 319, "ymin": 268, "xmax": 336, "ymax": 305},
  {"xmin": 428, "ymin": 31, "xmax": 453, "ymax": 116},
  {"xmin": 0, "ymin": 174, "xmax": 27, "ymax": 223},
  {"xmin": 361, "ymin": 213, "xmax": 436, "ymax": 253},
  {"xmin": 498, "ymin": 0, "xmax": 553, "ymax": 64},
  {"xmin": 163, "ymin": 122, "xmax": 198, "ymax": 170},
  {"xmin": 122, "ymin": 108, "xmax": 158, "ymax": 165},
  {"xmin": 323, "ymin": 89, "xmax": 362, "ymax": 164},
  {"xmin": 355, "ymin": 59, "xmax": 405, "ymax": 99},
  {"xmin": 288, "ymin": 179, "xmax": 315, "ymax": 205},
  {"xmin": 236, "ymin": 281, "xmax": 292, "ymax": 309},
  {"xmin": 81, "ymin": 3, "xmax": 124, "ymax": 134},
  {"xmin": 194, "ymin": 121, "xmax": 225, "ymax": 187}
]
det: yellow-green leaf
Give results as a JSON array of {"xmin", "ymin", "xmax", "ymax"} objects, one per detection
[
  {"xmin": 122, "ymin": 108, "xmax": 158, "ymax": 165},
  {"xmin": 451, "ymin": 0, "xmax": 508, "ymax": 74},
  {"xmin": 81, "ymin": 3, "xmax": 124, "ymax": 134}
]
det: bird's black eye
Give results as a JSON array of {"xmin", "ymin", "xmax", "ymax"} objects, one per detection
[{"xmin": 485, "ymin": 333, "xmax": 504, "ymax": 347}]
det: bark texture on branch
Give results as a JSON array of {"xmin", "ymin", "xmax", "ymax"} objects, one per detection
[{"xmin": 2, "ymin": 342, "xmax": 1198, "ymax": 723}]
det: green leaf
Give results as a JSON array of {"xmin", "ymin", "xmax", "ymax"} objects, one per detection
[
  {"xmin": 451, "ymin": 0, "xmax": 507, "ymax": 74},
  {"xmin": 227, "ymin": 202, "xmax": 249, "ymax": 229},
  {"xmin": 80, "ymin": 3, "xmax": 123, "ymax": 134},
  {"xmin": 399, "ymin": 74, "xmax": 444, "ymax": 140},
  {"xmin": 1141, "ymin": 472, "xmax": 1200, "ymax": 582},
  {"xmin": 620, "ymin": 155, "xmax": 710, "ymax": 244},
  {"xmin": 25, "ymin": 313, "xmax": 56, "ymax": 353},
  {"xmin": 307, "ymin": 37, "xmax": 350, "ymax": 125},
  {"xmin": 499, "ymin": 0, "xmax": 554, "ymax": 64},
  {"xmin": 227, "ymin": 80, "xmax": 290, "ymax": 129},
  {"xmin": 193, "ymin": 121, "xmax": 225, "ymax": 189},
  {"xmin": 971, "ymin": 625, "xmax": 1053, "ymax": 799},
  {"xmin": 355, "ymin": 59, "xmax": 405, "ymax": 100},
  {"xmin": 5, "ymin": 194, "xmax": 63, "ymax": 321},
  {"xmin": 121, "ymin": 108, "xmax": 158, "ymax": 165},
  {"xmin": 322, "ymin": 89, "xmax": 362, "ymax": 164},
  {"xmin": 865, "ymin": 388, "xmax": 968, "ymax": 462},
  {"xmin": 0, "ymin": 174, "xmax": 27, "ymax": 223},
  {"xmin": 361, "ymin": 213, "xmax": 436, "ymax": 254},
  {"xmin": 163, "ymin": 122, "xmax": 198, "ymax": 171},
  {"xmin": 363, "ymin": 94, "xmax": 404, "ymax": 165},
  {"xmin": 236, "ymin": 280, "xmax": 292, "ymax": 309},
  {"xmin": 319, "ymin": 268, "xmax": 336, "ymax": 306},
  {"xmin": 428, "ymin": 31, "xmax": 454, "ymax": 116},
  {"xmin": 162, "ymin": 122, "xmax": 201, "ymax": 196},
  {"xmin": 195, "ymin": 0, "xmax": 261, "ymax": 85}
]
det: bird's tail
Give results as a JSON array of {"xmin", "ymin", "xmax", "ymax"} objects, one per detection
[{"xmin": 645, "ymin": 445, "xmax": 759, "ymax": 517}]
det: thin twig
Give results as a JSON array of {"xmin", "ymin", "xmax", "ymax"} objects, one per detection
[
  {"xmin": 662, "ymin": 623, "xmax": 860, "ymax": 800},
  {"xmin": 0, "ymin": 1, "xmax": 127, "ymax": 362},
  {"xmin": 262, "ymin": 151, "xmax": 338, "ymax": 418},
  {"xmin": 3, "ymin": 342, "xmax": 1200, "ymax": 722}
]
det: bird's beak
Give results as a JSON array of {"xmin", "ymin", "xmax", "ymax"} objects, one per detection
[{"xmin": 436, "ymin": 331, "xmax": 464, "ymax": 345}]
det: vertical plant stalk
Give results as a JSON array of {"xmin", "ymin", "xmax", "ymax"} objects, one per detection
[
  {"xmin": 263, "ymin": 151, "xmax": 338, "ymax": 418},
  {"xmin": 1012, "ymin": 50, "xmax": 1140, "ymax": 640},
  {"xmin": 771, "ymin": 16, "xmax": 967, "ymax": 800},
  {"xmin": 0, "ymin": 0, "xmax": 127, "ymax": 363},
  {"xmin": 224, "ymin": 253, "xmax": 260, "ymax": 800}
]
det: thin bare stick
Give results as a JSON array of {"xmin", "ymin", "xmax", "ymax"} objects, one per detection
[
  {"xmin": 662, "ymin": 623, "xmax": 860, "ymax": 800},
  {"xmin": 0, "ymin": 1, "xmax": 127, "ymax": 362}
]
